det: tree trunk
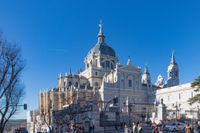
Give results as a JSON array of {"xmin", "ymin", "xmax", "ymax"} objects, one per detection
[{"xmin": 0, "ymin": 126, "xmax": 5, "ymax": 133}]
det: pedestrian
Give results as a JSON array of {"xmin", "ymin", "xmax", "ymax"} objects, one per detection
[
  {"xmin": 185, "ymin": 123, "xmax": 192, "ymax": 133},
  {"xmin": 137, "ymin": 123, "xmax": 143, "ymax": 133},
  {"xmin": 124, "ymin": 123, "xmax": 129, "ymax": 133},
  {"xmin": 132, "ymin": 122, "xmax": 138, "ymax": 133},
  {"xmin": 198, "ymin": 121, "xmax": 200, "ymax": 133},
  {"xmin": 92, "ymin": 125, "xmax": 95, "ymax": 133},
  {"xmin": 152, "ymin": 122, "xmax": 158, "ymax": 133},
  {"xmin": 193, "ymin": 121, "xmax": 199, "ymax": 133}
]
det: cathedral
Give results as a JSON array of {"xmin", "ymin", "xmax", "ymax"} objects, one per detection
[{"xmin": 29, "ymin": 21, "xmax": 198, "ymax": 133}]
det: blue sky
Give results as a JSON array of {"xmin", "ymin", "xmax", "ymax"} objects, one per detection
[{"xmin": 0, "ymin": 0, "xmax": 200, "ymax": 117}]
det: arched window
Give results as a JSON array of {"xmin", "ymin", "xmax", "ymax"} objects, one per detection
[
  {"xmin": 75, "ymin": 82, "xmax": 79, "ymax": 88},
  {"xmin": 111, "ymin": 63, "xmax": 114, "ymax": 69},
  {"xmin": 169, "ymin": 71, "xmax": 172, "ymax": 77},
  {"xmin": 101, "ymin": 62, "xmax": 105, "ymax": 68},
  {"xmin": 95, "ymin": 60, "xmax": 98, "ymax": 66},
  {"xmin": 68, "ymin": 81, "xmax": 72, "ymax": 86},
  {"xmin": 128, "ymin": 80, "xmax": 132, "ymax": 87},
  {"xmin": 106, "ymin": 61, "xmax": 110, "ymax": 68}
]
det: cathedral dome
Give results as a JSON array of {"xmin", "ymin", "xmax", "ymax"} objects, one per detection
[
  {"xmin": 88, "ymin": 20, "xmax": 116, "ymax": 57},
  {"xmin": 89, "ymin": 42, "xmax": 116, "ymax": 57}
]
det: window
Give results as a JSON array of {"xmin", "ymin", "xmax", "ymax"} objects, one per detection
[
  {"xmin": 169, "ymin": 71, "xmax": 172, "ymax": 77},
  {"xmin": 128, "ymin": 80, "xmax": 132, "ymax": 87},
  {"xmin": 75, "ymin": 82, "xmax": 79, "ymax": 88},
  {"xmin": 95, "ymin": 72, "xmax": 98, "ymax": 76},
  {"xmin": 101, "ymin": 62, "xmax": 105, "ymax": 68},
  {"xmin": 111, "ymin": 63, "xmax": 114, "ymax": 69},
  {"xmin": 95, "ymin": 60, "xmax": 98, "ymax": 66},
  {"xmin": 68, "ymin": 81, "xmax": 72, "ymax": 86},
  {"xmin": 106, "ymin": 61, "xmax": 110, "ymax": 68}
]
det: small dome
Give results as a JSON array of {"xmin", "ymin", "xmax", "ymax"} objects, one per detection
[{"xmin": 88, "ymin": 42, "xmax": 116, "ymax": 57}]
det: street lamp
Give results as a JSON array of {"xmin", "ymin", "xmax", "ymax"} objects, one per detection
[
  {"xmin": 123, "ymin": 101, "xmax": 134, "ymax": 128},
  {"xmin": 197, "ymin": 106, "xmax": 199, "ymax": 120},
  {"xmin": 173, "ymin": 102, "xmax": 180, "ymax": 121},
  {"xmin": 128, "ymin": 103, "xmax": 133, "ymax": 127},
  {"xmin": 101, "ymin": 96, "xmax": 118, "ymax": 133}
]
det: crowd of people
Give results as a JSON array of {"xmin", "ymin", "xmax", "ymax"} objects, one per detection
[
  {"xmin": 54, "ymin": 124, "xmax": 95, "ymax": 133},
  {"xmin": 185, "ymin": 121, "xmax": 200, "ymax": 133},
  {"xmin": 123, "ymin": 122, "xmax": 144, "ymax": 133},
  {"xmin": 123, "ymin": 120, "xmax": 200, "ymax": 133}
]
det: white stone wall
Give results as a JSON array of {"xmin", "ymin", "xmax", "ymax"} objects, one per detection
[{"xmin": 156, "ymin": 83, "xmax": 200, "ymax": 119}]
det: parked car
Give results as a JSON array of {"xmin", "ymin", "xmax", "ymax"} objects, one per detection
[{"xmin": 165, "ymin": 122, "xmax": 186, "ymax": 132}]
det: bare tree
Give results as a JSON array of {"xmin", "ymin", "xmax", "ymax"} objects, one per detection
[
  {"xmin": 41, "ymin": 110, "xmax": 52, "ymax": 133},
  {"xmin": 0, "ymin": 32, "xmax": 25, "ymax": 133}
]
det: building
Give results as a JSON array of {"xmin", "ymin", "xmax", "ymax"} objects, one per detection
[
  {"xmin": 32, "ymin": 21, "xmax": 199, "ymax": 132},
  {"xmin": 4, "ymin": 119, "xmax": 27, "ymax": 133},
  {"xmin": 155, "ymin": 50, "xmax": 200, "ymax": 121},
  {"xmin": 156, "ymin": 83, "xmax": 200, "ymax": 120},
  {"xmin": 27, "ymin": 110, "xmax": 46, "ymax": 133}
]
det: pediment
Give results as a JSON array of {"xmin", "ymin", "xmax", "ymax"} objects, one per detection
[{"xmin": 119, "ymin": 64, "xmax": 140, "ymax": 73}]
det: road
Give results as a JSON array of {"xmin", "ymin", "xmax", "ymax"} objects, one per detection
[{"xmin": 96, "ymin": 126, "xmax": 185, "ymax": 133}]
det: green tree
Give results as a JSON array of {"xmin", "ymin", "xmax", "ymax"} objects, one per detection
[{"xmin": 188, "ymin": 76, "xmax": 200, "ymax": 105}]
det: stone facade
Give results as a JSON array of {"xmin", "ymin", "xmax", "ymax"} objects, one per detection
[{"xmin": 156, "ymin": 83, "xmax": 200, "ymax": 120}]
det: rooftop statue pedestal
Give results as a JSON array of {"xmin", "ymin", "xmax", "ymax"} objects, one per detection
[{"xmin": 157, "ymin": 99, "xmax": 167, "ymax": 121}]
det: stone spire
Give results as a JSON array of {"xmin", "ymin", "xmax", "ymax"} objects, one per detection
[
  {"xmin": 98, "ymin": 19, "xmax": 105, "ymax": 44},
  {"xmin": 171, "ymin": 49, "xmax": 176, "ymax": 64},
  {"xmin": 167, "ymin": 50, "xmax": 179, "ymax": 87},
  {"xmin": 127, "ymin": 56, "xmax": 132, "ymax": 65},
  {"xmin": 144, "ymin": 65, "xmax": 149, "ymax": 74},
  {"xmin": 68, "ymin": 67, "xmax": 72, "ymax": 76}
]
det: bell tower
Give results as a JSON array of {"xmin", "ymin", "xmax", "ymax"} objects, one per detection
[{"xmin": 167, "ymin": 50, "xmax": 179, "ymax": 87}]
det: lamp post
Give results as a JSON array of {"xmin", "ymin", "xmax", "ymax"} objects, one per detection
[
  {"xmin": 173, "ymin": 102, "xmax": 179, "ymax": 121},
  {"xmin": 128, "ymin": 103, "xmax": 133, "ymax": 127},
  {"xmin": 102, "ymin": 96, "xmax": 118, "ymax": 133},
  {"xmin": 123, "ymin": 101, "xmax": 134, "ymax": 128},
  {"xmin": 197, "ymin": 106, "xmax": 199, "ymax": 120}
]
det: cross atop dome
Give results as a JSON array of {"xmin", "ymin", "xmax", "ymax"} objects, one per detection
[
  {"xmin": 98, "ymin": 19, "xmax": 103, "ymax": 35},
  {"xmin": 98, "ymin": 19, "xmax": 105, "ymax": 44}
]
